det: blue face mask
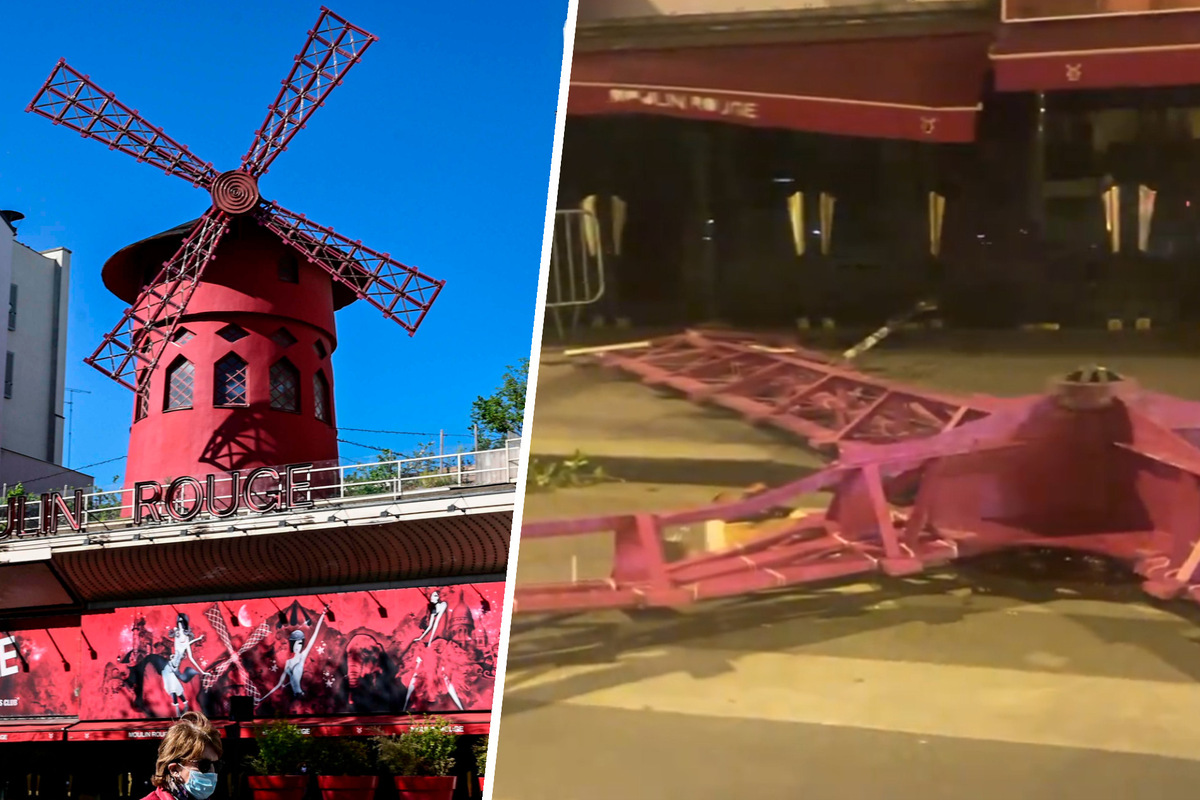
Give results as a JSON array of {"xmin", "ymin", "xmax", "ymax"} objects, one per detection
[{"xmin": 183, "ymin": 771, "xmax": 218, "ymax": 800}]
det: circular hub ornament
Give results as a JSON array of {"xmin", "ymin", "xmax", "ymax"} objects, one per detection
[{"xmin": 211, "ymin": 170, "xmax": 260, "ymax": 215}]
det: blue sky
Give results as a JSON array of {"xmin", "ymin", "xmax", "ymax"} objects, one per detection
[{"xmin": 0, "ymin": 1, "xmax": 566, "ymax": 485}]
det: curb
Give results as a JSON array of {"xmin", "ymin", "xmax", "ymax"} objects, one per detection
[{"xmin": 527, "ymin": 454, "xmax": 816, "ymax": 488}]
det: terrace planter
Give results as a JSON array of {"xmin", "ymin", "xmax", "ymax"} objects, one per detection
[
  {"xmin": 317, "ymin": 775, "xmax": 379, "ymax": 800},
  {"xmin": 247, "ymin": 776, "xmax": 308, "ymax": 800},
  {"xmin": 394, "ymin": 775, "xmax": 457, "ymax": 800}
]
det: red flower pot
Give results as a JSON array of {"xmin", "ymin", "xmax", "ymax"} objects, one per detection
[
  {"xmin": 247, "ymin": 776, "xmax": 308, "ymax": 800},
  {"xmin": 479, "ymin": 778, "xmax": 485, "ymax": 792},
  {"xmin": 317, "ymin": 775, "xmax": 379, "ymax": 800},
  {"xmin": 393, "ymin": 775, "xmax": 457, "ymax": 800}
]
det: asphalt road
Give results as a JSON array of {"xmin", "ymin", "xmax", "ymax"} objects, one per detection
[
  {"xmin": 496, "ymin": 346, "xmax": 1200, "ymax": 800},
  {"xmin": 495, "ymin": 565, "xmax": 1200, "ymax": 800}
]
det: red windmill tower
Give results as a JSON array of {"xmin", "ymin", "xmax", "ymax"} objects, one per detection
[{"xmin": 26, "ymin": 7, "xmax": 443, "ymax": 490}]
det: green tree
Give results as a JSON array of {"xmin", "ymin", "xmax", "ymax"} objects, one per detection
[{"xmin": 470, "ymin": 359, "xmax": 528, "ymax": 449}]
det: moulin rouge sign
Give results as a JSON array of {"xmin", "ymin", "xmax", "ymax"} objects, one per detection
[{"xmin": 0, "ymin": 462, "xmax": 317, "ymax": 541}]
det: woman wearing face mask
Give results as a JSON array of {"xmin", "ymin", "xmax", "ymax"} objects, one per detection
[{"xmin": 142, "ymin": 711, "xmax": 223, "ymax": 800}]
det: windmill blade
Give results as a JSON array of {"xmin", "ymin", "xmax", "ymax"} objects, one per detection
[
  {"xmin": 27, "ymin": 60, "xmax": 217, "ymax": 189},
  {"xmin": 241, "ymin": 8, "xmax": 377, "ymax": 177},
  {"xmin": 259, "ymin": 202, "xmax": 444, "ymax": 336},
  {"xmin": 85, "ymin": 209, "xmax": 231, "ymax": 390}
]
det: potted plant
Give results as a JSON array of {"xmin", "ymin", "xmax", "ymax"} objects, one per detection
[
  {"xmin": 474, "ymin": 736, "xmax": 488, "ymax": 794},
  {"xmin": 246, "ymin": 721, "xmax": 311, "ymax": 800},
  {"xmin": 373, "ymin": 717, "xmax": 458, "ymax": 800},
  {"xmin": 311, "ymin": 738, "xmax": 378, "ymax": 800}
]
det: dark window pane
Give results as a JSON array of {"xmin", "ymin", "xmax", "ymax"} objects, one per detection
[
  {"xmin": 166, "ymin": 358, "xmax": 194, "ymax": 410},
  {"xmin": 270, "ymin": 359, "xmax": 299, "ymax": 412},
  {"xmin": 271, "ymin": 327, "xmax": 298, "ymax": 349},
  {"xmin": 135, "ymin": 372, "xmax": 149, "ymax": 421},
  {"xmin": 313, "ymin": 370, "xmax": 331, "ymax": 423},
  {"xmin": 217, "ymin": 324, "xmax": 249, "ymax": 343},
  {"xmin": 278, "ymin": 253, "xmax": 299, "ymax": 284},
  {"xmin": 214, "ymin": 353, "xmax": 248, "ymax": 407}
]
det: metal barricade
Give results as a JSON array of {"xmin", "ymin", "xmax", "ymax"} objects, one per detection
[{"xmin": 545, "ymin": 208, "xmax": 605, "ymax": 340}]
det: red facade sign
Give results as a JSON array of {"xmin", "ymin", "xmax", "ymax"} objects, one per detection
[
  {"xmin": 0, "ymin": 627, "xmax": 81, "ymax": 719},
  {"xmin": 0, "ymin": 582, "xmax": 503, "ymax": 729}
]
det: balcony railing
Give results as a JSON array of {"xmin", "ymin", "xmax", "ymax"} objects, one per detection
[{"xmin": 1, "ymin": 438, "xmax": 523, "ymax": 541}]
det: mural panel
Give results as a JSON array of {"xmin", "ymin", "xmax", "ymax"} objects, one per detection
[
  {"xmin": 80, "ymin": 583, "xmax": 503, "ymax": 720},
  {"xmin": 0, "ymin": 626, "xmax": 81, "ymax": 718}
]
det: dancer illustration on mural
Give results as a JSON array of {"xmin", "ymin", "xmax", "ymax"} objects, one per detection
[
  {"xmin": 257, "ymin": 605, "xmax": 329, "ymax": 707},
  {"xmin": 143, "ymin": 613, "xmax": 209, "ymax": 715},
  {"xmin": 402, "ymin": 590, "xmax": 465, "ymax": 711},
  {"xmin": 413, "ymin": 590, "xmax": 449, "ymax": 644}
]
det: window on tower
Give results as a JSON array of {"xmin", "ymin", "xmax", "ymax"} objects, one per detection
[
  {"xmin": 217, "ymin": 324, "xmax": 249, "ymax": 343},
  {"xmin": 135, "ymin": 371, "xmax": 150, "ymax": 421},
  {"xmin": 270, "ymin": 358, "xmax": 300, "ymax": 413},
  {"xmin": 278, "ymin": 253, "xmax": 300, "ymax": 284},
  {"xmin": 214, "ymin": 352, "xmax": 249, "ymax": 407},
  {"xmin": 271, "ymin": 327, "xmax": 298, "ymax": 349},
  {"xmin": 314, "ymin": 369, "xmax": 331, "ymax": 423},
  {"xmin": 165, "ymin": 357, "xmax": 194, "ymax": 411}
]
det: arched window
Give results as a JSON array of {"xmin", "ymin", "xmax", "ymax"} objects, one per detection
[
  {"xmin": 270, "ymin": 358, "xmax": 300, "ymax": 412},
  {"xmin": 313, "ymin": 369, "xmax": 331, "ymax": 423},
  {"xmin": 214, "ymin": 352, "xmax": 249, "ymax": 407},
  {"xmin": 164, "ymin": 357, "xmax": 194, "ymax": 411},
  {"xmin": 135, "ymin": 370, "xmax": 149, "ymax": 421}
]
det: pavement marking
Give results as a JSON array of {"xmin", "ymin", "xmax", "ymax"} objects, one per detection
[{"xmin": 506, "ymin": 650, "xmax": 1200, "ymax": 762}]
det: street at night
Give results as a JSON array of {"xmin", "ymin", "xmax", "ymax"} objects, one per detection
[{"xmin": 495, "ymin": 342, "xmax": 1200, "ymax": 800}]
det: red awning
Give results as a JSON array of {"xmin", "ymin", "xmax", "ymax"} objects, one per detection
[
  {"xmin": 65, "ymin": 719, "xmax": 232, "ymax": 742},
  {"xmin": 992, "ymin": 12, "xmax": 1200, "ymax": 90},
  {"xmin": 239, "ymin": 713, "xmax": 490, "ymax": 738},
  {"xmin": 568, "ymin": 34, "xmax": 992, "ymax": 142},
  {"xmin": 0, "ymin": 719, "xmax": 74, "ymax": 743}
]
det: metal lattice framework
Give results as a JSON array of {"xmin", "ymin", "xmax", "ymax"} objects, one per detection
[
  {"xmin": 515, "ymin": 365, "xmax": 1200, "ymax": 615},
  {"xmin": 27, "ymin": 7, "xmax": 445, "ymax": 391},
  {"xmin": 591, "ymin": 329, "xmax": 996, "ymax": 449}
]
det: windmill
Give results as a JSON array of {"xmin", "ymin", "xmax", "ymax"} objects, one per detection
[{"xmin": 27, "ymin": 7, "xmax": 444, "ymax": 487}]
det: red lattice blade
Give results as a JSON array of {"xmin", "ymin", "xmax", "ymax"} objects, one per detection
[
  {"xmin": 85, "ymin": 209, "xmax": 231, "ymax": 391},
  {"xmin": 27, "ymin": 60, "xmax": 217, "ymax": 189},
  {"xmin": 259, "ymin": 202, "xmax": 444, "ymax": 335},
  {"xmin": 241, "ymin": 7, "xmax": 377, "ymax": 177}
]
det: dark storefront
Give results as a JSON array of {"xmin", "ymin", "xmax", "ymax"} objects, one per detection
[{"xmin": 559, "ymin": 0, "xmax": 1200, "ymax": 331}]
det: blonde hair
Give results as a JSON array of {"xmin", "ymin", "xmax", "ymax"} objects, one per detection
[{"xmin": 152, "ymin": 711, "xmax": 223, "ymax": 788}]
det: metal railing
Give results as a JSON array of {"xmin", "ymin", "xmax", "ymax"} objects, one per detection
[
  {"xmin": 546, "ymin": 208, "xmax": 606, "ymax": 340},
  {"xmin": 1, "ymin": 438, "xmax": 522, "ymax": 539}
]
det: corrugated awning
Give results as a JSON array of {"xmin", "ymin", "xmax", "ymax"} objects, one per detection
[
  {"xmin": 991, "ymin": 12, "xmax": 1200, "ymax": 90},
  {"xmin": 0, "ymin": 718, "xmax": 75, "ymax": 742},
  {"xmin": 568, "ymin": 33, "xmax": 993, "ymax": 142},
  {"xmin": 238, "ymin": 713, "xmax": 490, "ymax": 738},
  {"xmin": 65, "ymin": 719, "xmax": 232, "ymax": 742}
]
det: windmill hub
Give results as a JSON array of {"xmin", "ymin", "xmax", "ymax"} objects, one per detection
[{"xmin": 211, "ymin": 170, "xmax": 260, "ymax": 215}]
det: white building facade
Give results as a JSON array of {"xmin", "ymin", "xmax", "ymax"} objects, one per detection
[{"xmin": 0, "ymin": 211, "xmax": 90, "ymax": 494}]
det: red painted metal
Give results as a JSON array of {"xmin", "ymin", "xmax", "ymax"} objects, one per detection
[
  {"xmin": 26, "ymin": 6, "xmax": 443, "ymax": 394},
  {"xmin": 514, "ymin": 369, "xmax": 1200, "ymax": 614},
  {"xmin": 594, "ymin": 329, "xmax": 996, "ymax": 449}
]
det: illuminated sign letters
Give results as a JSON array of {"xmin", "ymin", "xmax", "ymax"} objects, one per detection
[{"xmin": 0, "ymin": 462, "xmax": 315, "ymax": 540}]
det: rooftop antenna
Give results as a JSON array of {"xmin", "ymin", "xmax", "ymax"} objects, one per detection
[{"xmin": 64, "ymin": 387, "xmax": 91, "ymax": 468}]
